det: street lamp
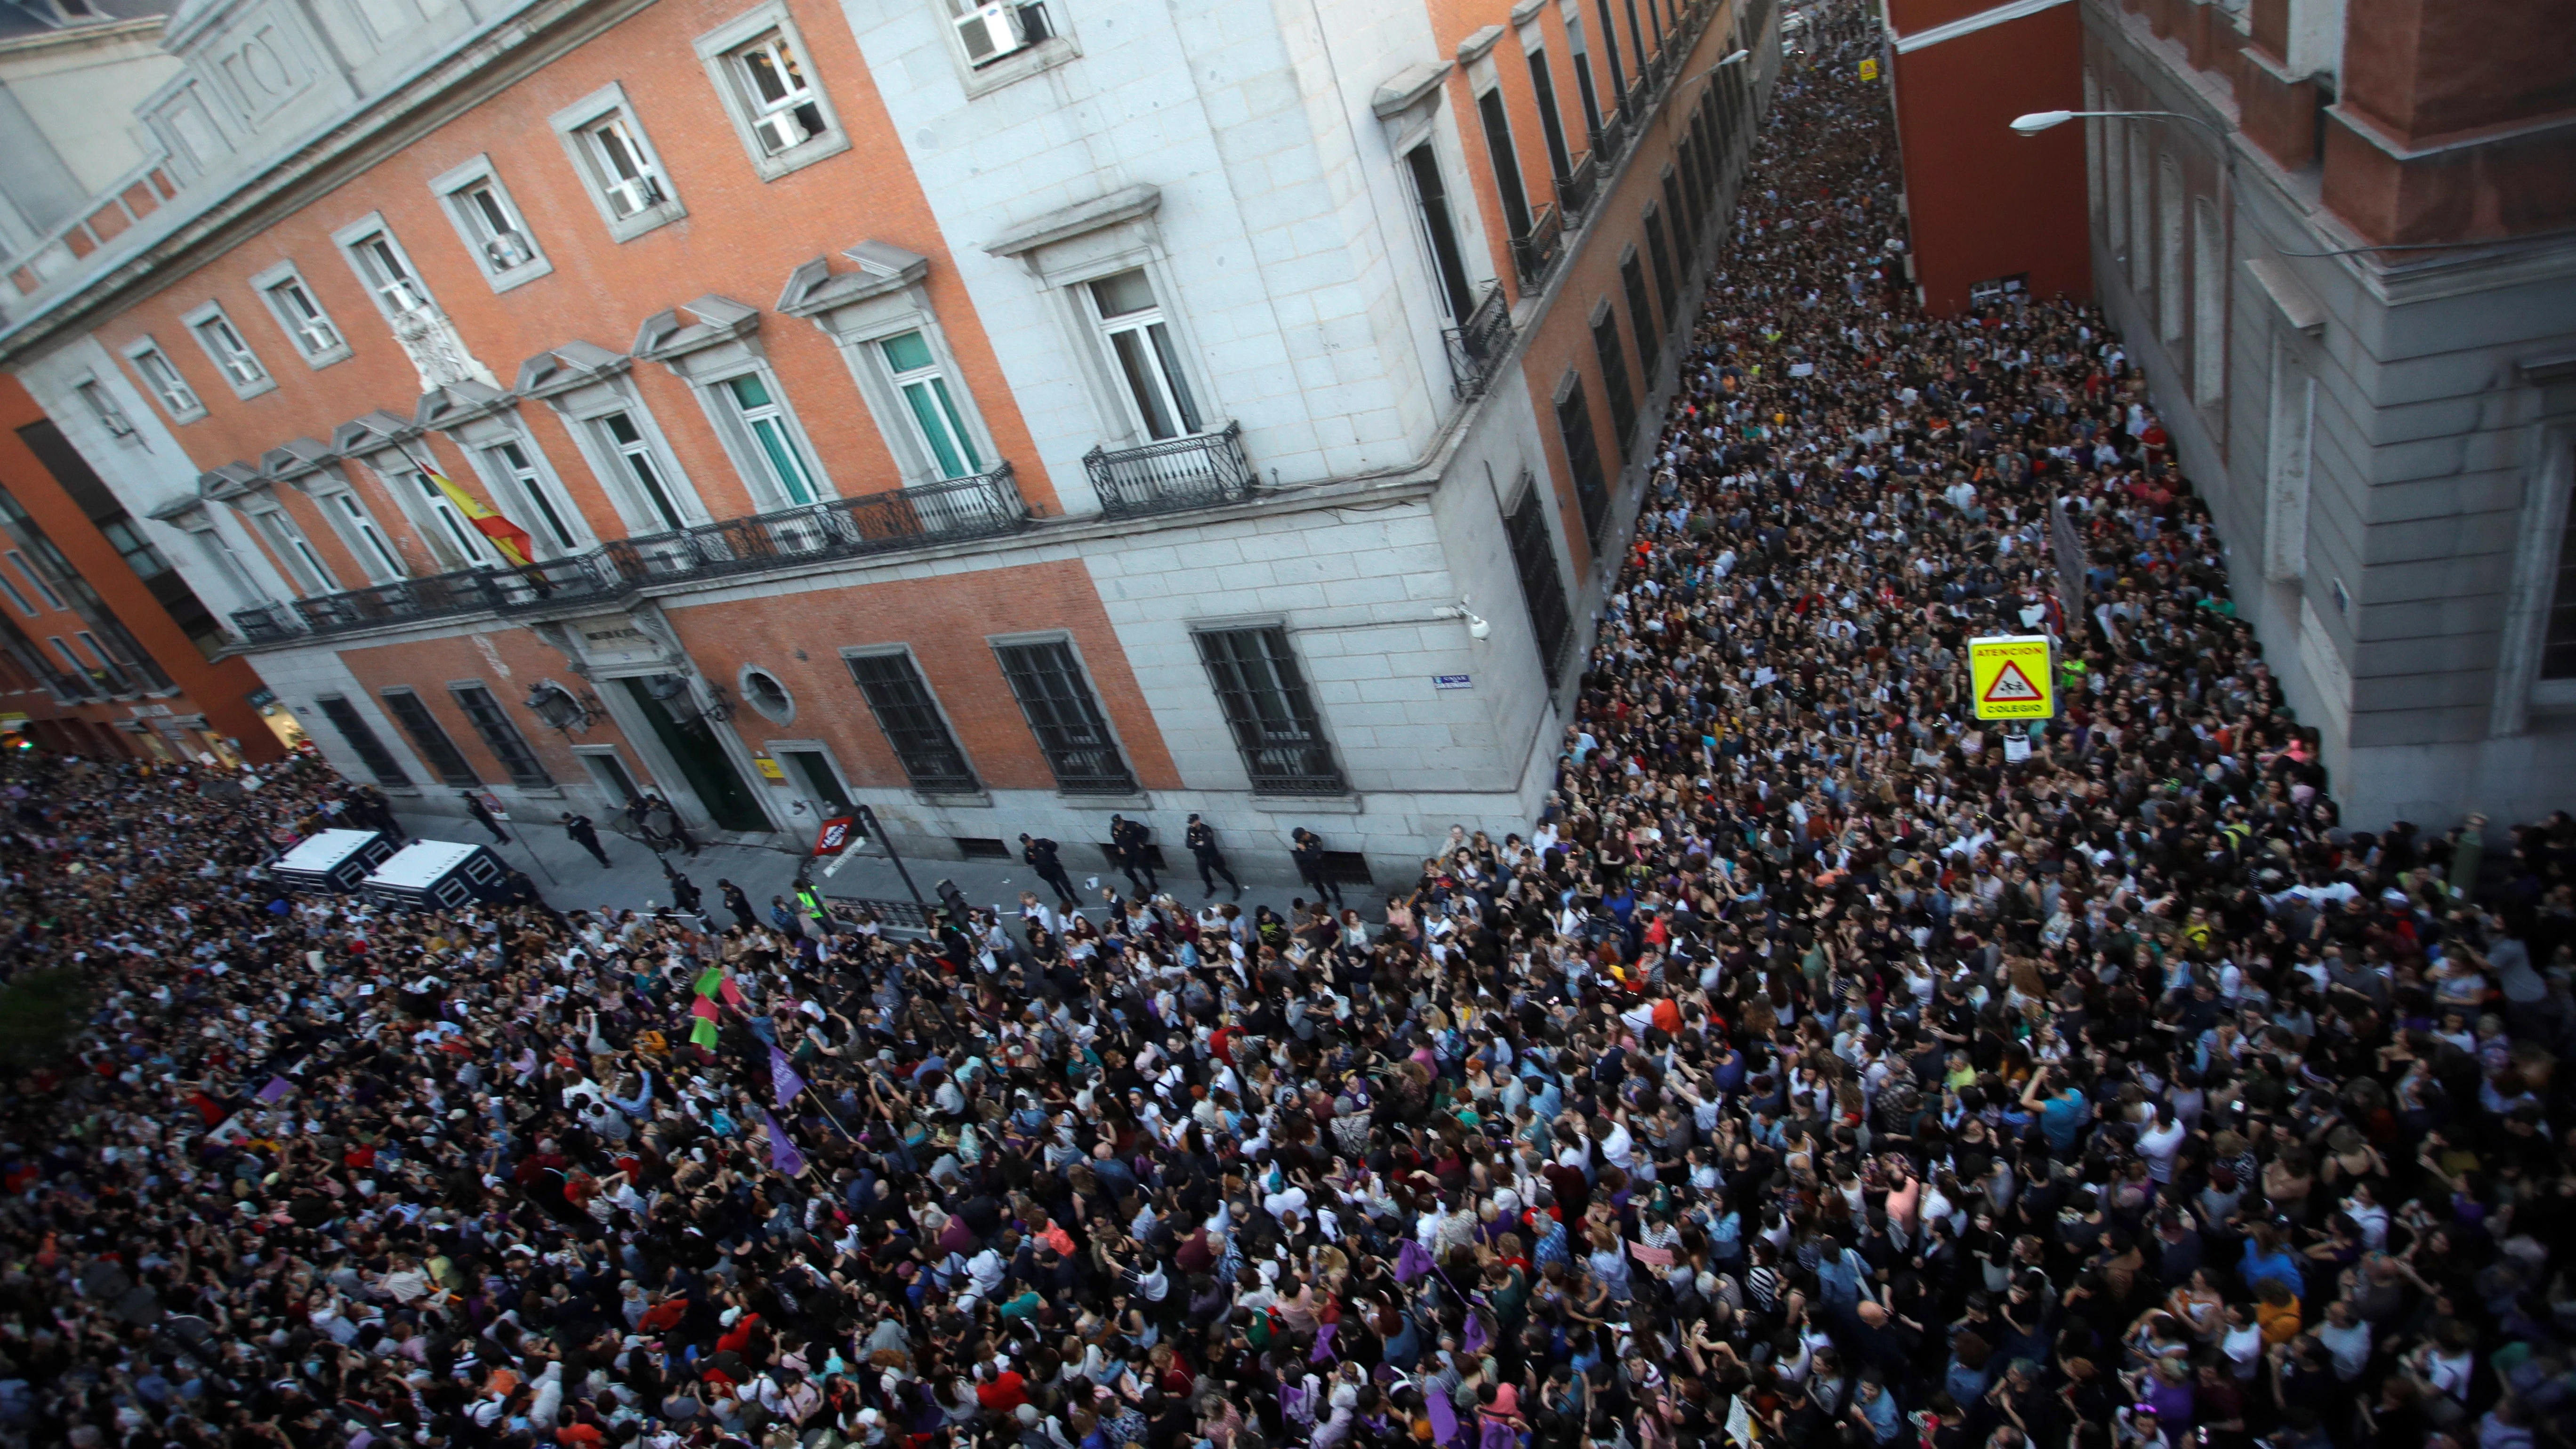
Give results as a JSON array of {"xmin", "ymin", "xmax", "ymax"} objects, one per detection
[
  {"xmin": 2008, "ymin": 107, "xmax": 2235, "ymax": 216},
  {"xmin": 1690, "ymin": 48, "xmax": 1751, "ymax": 84},
  {"xmin": 646, "ymin": 674, "xmax": 733, "ymax": 724},
  {"xmin": 524, "ymin": 680, "xmax": 600, "ymax": 733}
]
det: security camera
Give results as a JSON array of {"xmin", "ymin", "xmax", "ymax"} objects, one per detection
[{"xmin": 1468, "ymin": 614, "xmax": 1492, "ymax": 640}]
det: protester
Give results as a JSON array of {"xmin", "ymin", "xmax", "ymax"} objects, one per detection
[{"xmin": 0, "ymin": 15, "xmax": 2571, "ymax": 1449}]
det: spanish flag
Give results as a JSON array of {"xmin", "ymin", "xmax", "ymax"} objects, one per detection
[{"xmin": 427, "ymin": 469, "xmax": 534, "ymax": 568}]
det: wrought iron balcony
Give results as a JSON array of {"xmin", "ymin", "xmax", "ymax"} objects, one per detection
[
  {"xmin": 1083, "ymin": 421, "xmax": 1254, "ymax": 517},
  {"xmin": 227, "ymin": 464, "xmax": 1029, "ymax": 644},
  {"xmin": 1442, "ymin": 283, "xmax": 1516, "ymax": 400},
  {"xmin": 603, "ymin": 464, "xmax": 1028, "ymax": 586},
  {"xmin": 1592, "ymin": 113, "xmax": 1627, "ymax": 169},
  {"xmin": 1557, "ymin": 151, "xmax": 1598, "ymax": 225},
  {"xmin": 1510, "ymin": 203, "xmax": 1564, "ymax": 290}
]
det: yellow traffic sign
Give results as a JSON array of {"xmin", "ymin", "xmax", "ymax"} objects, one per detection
[
  {"xmin": 1968, "ymin": 635, "xmax": 2054, "ymax": 720},
  {"xmin": 1858, "ymin": 57, "xmax": 1879, "ymax": 81}
]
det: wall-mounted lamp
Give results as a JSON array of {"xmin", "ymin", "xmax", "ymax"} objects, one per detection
[
  {"xmin": 647, "ymin": 674, "xmax": 733, "ymax": 725},
  {"xmin": 1433, "ymin": 597, "xmax": 1493, "ymax": 640},
  {"xmin": 524, "ymin": 680, "xmax": 603, "ymax": 733}
]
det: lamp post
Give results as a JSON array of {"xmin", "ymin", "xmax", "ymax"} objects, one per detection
[{"xmin": 2008, "ymin": 107, "xmax": 2235, "ymax": 212}]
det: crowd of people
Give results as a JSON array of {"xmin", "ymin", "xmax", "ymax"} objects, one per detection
[{"xmin": 3, "ymin": 11, "xmax": 2575, "ymax": 1449}]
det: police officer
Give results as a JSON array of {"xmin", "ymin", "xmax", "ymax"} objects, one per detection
[
  {"xmin": 718, "ymin": 877, "xmax": 759, "ymax": 933},
  {"xmin": 662, "ymin": 862, "xmax": 704, "ymax": 919},
  {"xmin": 1289, "ymin": 826, "xmax": 1342, "ymax": 908},
  {"xmin": 462, "ymin": 789, "xmax": 509, "ymax": 845},
  {"xmin": 1108, "ymin": 813, "xmax": 1157, "ymax": 896},
  {"xmin": 560, "ymin": 811, "xmax": 612, "ymax": 868},
  {"xmin": 1020, "ymin": 832, "xmax": 1078, "ymax": 912},
  {"xmin": 1185, "ymin": 813, "xmax": 1240, "ymax": 900}
]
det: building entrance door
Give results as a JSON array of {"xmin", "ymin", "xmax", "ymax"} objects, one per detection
[{"xmin": 617, "ymin": 675, "xmax": 772, "ymax": 833}]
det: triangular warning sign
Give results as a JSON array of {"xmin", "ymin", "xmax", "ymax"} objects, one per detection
[{"xmin": 1981, "ymin": 660, "xmax": 2043, "ymax": 703}]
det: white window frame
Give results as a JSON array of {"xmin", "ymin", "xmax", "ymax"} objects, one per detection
[
  {"xmin": 707, "ymin": 366, "xmax": 829, "ymax": 509},
  {"xmin": 544, "ymin": 380, "xmax": 711, "ymax": 537},
  {"xmin": 872, "ymin": 326, "xmax": 991, "ymax": 482},
  {"xmin": 120, "ymin": 338, "xmax": 205, "ymax": 422},
  {"xmin": 70, "ymin": 376, "xmax": 140, "ymax": 445},
  {"xmin": 1083, "ymin": 266, "xmax": 1207, "ymax": 443},
  {"xmin": 314, "ymin": 483, "xmax": 409, "ymax": 585},
  {"xmin": 693, "ymin": 3, "xmax": 849, "ymax": 180},
  {"xmin": 549, "ymin": 85, "xmax": 686, "ymax": 242},
  {"xmin": 470, "ymin": 432, "xmax": 591, "ymax": 556},
  {"xmin": 5, "ymin": 552, "xmax": 62, "ymax": 611},
  {"xmin": 248, "ymin": 505, "xmax": 337, "ymax": 595},
  {"xmin": 248, "ymin": 261, "xmax": 352, "ymax": 368},
  {"xmin": 179, "ymin": 301, "xmax": 275, "ymax": 400},
  {"xmin": 940, "ymin": 0, "xmax": 1076, "ymax": 97},
  {"xmin": 330, "ymin": 214, "xmax": 436, "ymax": 321},
  {"xmin": 429, "ymin": 155, "xmax": 555, "ymax": 292}
]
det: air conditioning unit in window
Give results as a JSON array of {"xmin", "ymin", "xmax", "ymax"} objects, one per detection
[
  {"xmin": 483, "ymin": 231, "xmax": 536, "ymax": 270},
  {"xmin": 954, "ymin": 1, "xmax": 1030, "ymax": 64}
]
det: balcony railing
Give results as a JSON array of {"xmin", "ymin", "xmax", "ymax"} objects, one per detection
[
  {"xmin": 1592, "ymin": 113, "xmax": 1627, "ymax": 169},
  {"xmin": 1510, "ymin": 202, "xmax": 1565, "ymax": 290},
  {"xmin": 1558, "ymin": 152, "xmax": 1598, "ymax": 225},
  {"xmin": 1442, "ymin": 283, "xmax": 1516, "ymax": 400},
  {"xmin": 604, "ymin": 464, "xmax": 1028, "ymax": 586},
  {"xmin": 1083, "ymin": 421, "xmax": 1255, "ymax": 517},
  {"xmin": 228, "ymin": 464, "xmax": 1029, "ymax": 644}
]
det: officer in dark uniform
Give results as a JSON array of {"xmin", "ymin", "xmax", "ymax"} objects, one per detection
[
  {"xmin": 1185, "ymin": 813, "xmax": 1241, "ymax": 900},
  {"xmin": 1108, "ymin": 813, "xmax": 1158, "ymax": 896},
  {"xmin": 462, "ymin": 790, "xmax": 509, "ymax": 845},
  {"xmin": 1290, "ymin": 826, "xmax": 1343, "ymax": 908},
  {"xmin": 1020, "ymin": 833, "xmax": 1078, "ymax": 912},
  {"xmin": 560, "ymin": 812, "xmax": 612, "ymax": 867},
  {"xmin": 718, "ymin": 877, "xmax": 759, "ymax": 933}
]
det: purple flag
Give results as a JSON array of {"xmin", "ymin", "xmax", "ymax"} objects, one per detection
[
  {"xmin": 768, "ymin": 1045, "xmax": 805, "ymax": 1109},
  {"xmin": 1395, "ymin": 1239, "xmax": 1433, "ymax": 1283},
  {"xmin": 1428, "ymin": 1391, "xmax": 1460, "ymax": 1446},
  {"xmin": 256, "ymin": 1075, "xmax": 293, "ymax": 1103},
  {"xmin": 762, "ymin": 1108, "xmax": 806, "ymax": 1177},
  {"xmin": 1309, "ymin": 1321, "xmax": 1336, "ymax": 1362}
]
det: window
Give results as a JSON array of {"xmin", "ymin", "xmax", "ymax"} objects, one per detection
[
  {"xmin": 1504, "ymin": 482, "xmax": 1573, "ymax": 686},
  {"xmin": 596, "ymin": 411, "xmax": 691, "ymax": 532},
  {"xmin": 2545, "ymin": 479, "xmax": 2576, "ymax": 681},
  {"xmin": 2125, "ymin": 130, "xmax": 2150, "ymax": 286},
  {"xmin": 1564, "ymin": 18, "xmax": 1604, "ymax": 138},
  {"xmin": 71, "ymin": 633, "xmax": 132, "ymax": 693},
  {"xmin": 2157, "ymin": 155, "xmax": 2185, "ymax": 340},
  {"xmin": 449, "ymin": 683, "xmax": 552, "ymax": 788},
  {"xmin": 1555, "ymin": 376, "xmax": 1610, "ymax": 541},
  {"xmin": 845, "ymin": 651, "xmax": 977, "ymax": 793},
  {"xmin": 431, "ymin": 158, "xmax": 549, "ymax": 289},
  {"xmin": 1194, "ymin": 627, "xmax": 1343, "ymax": 796},
  {"xmin": 6, "ymin": 552, "xmax": 63, "ymax": 610},
  {"xmin": 0, "ymin": 567, "xmax": 29, "ymax": 615},
  {"xmin": 407, "ymin": 468, "xmax": 501, "ymax": 570},
  {"xmin": 877, "ymin": 330, "xmax": 984, "ymax": 479},
  {"xmin": 1475, "ymin": 89, "xmax": 1533, "ymax": 244},
  {"xmin": 552, "ymin": 88, "xmax": 684, "ymax": 240},
  {"xmin": 124, "ymin": 341, "xmax": 201, "ymax": 420},
  {"xmin": 2192, "ymin": 198, "xmax": 2226, "ymax": 404},
  {"xmin": 993, "ymin": 638, "xmax": 1134, "ymax": 793},
  {"xmin": 96, "ymin": 517, "xmax": 169, "ymax": 580},
  {"xmin": 1402, "ymin": 145, "xmax": 1477, "ymax": 325},
  {"xmin": 348, "ymin": 228, "xmax": 431, "ymax": 315},
  {"xmin": 1645, "ymin": 203, "xmax": 1678, "ymax": 313},
  {"xmin": 324, "ymin": 491, "xmax": 407, "ymax": 582},
  {"xmin": 484, "ymin": 439, "xmax": 583, "ymax": 554},
  {"xmin": 948, "ymin": 0, "xmax": 1053, "ymax": 67},
  {"xmin": 1593, "ymin": 308, "xmax": 1637, "ymax": 445},
  {"xmin": 46, "ymin": 636, "xmax": 97, "ymax": 692},
  {"xmin": 253, "ymin": 266, "xmax": 348, "ymax": 364},
  {"xmin": 720, "ymin": 373, "xmax": 821, "ymax": 506},
  {"xmin": 315, "ymin": 695, "xmax": 412, "ymax": 787},
  {"xmin": 1525, "ymin": 48, "xmax": 1576, "ymax": 187},
  {"xmin": 1590, "ymin": 0, "xmax": 1629, "ymax": 97},
  {"xmin": 186, "ymin": 306, "xmax": 269, "ymax": 394},
  {"xmin": 72, "ymin": 380, "xmax": 136, "ymax": 441},
  {"xmin": 252, "ymin": 509, "xmax": 336, "ymax": 594},
  {"xmin": 1087, "ymin": 269, "xmax": 1204, "ymax": 441},
  {"xmin": 1621, "ymin": 251, "xmax": 1659, "ymax": 376},
  {"xmin": 381, "ymin": 689, "xmax": 479, "ymax": 787}
]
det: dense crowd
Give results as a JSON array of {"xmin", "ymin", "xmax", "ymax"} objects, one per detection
[{"xmin": 4, "ymin": 12, "xmax": 2576, "ymax": 1449}]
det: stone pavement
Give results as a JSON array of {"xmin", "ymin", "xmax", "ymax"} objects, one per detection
[{"xmin": 388, "ymin": 808, "xmax": 1350, "ymax": 928}]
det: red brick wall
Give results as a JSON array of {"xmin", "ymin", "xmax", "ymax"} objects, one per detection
[{"xmin": 660, "ymin": 557, "xmax": 1180, "ymax": 794}]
